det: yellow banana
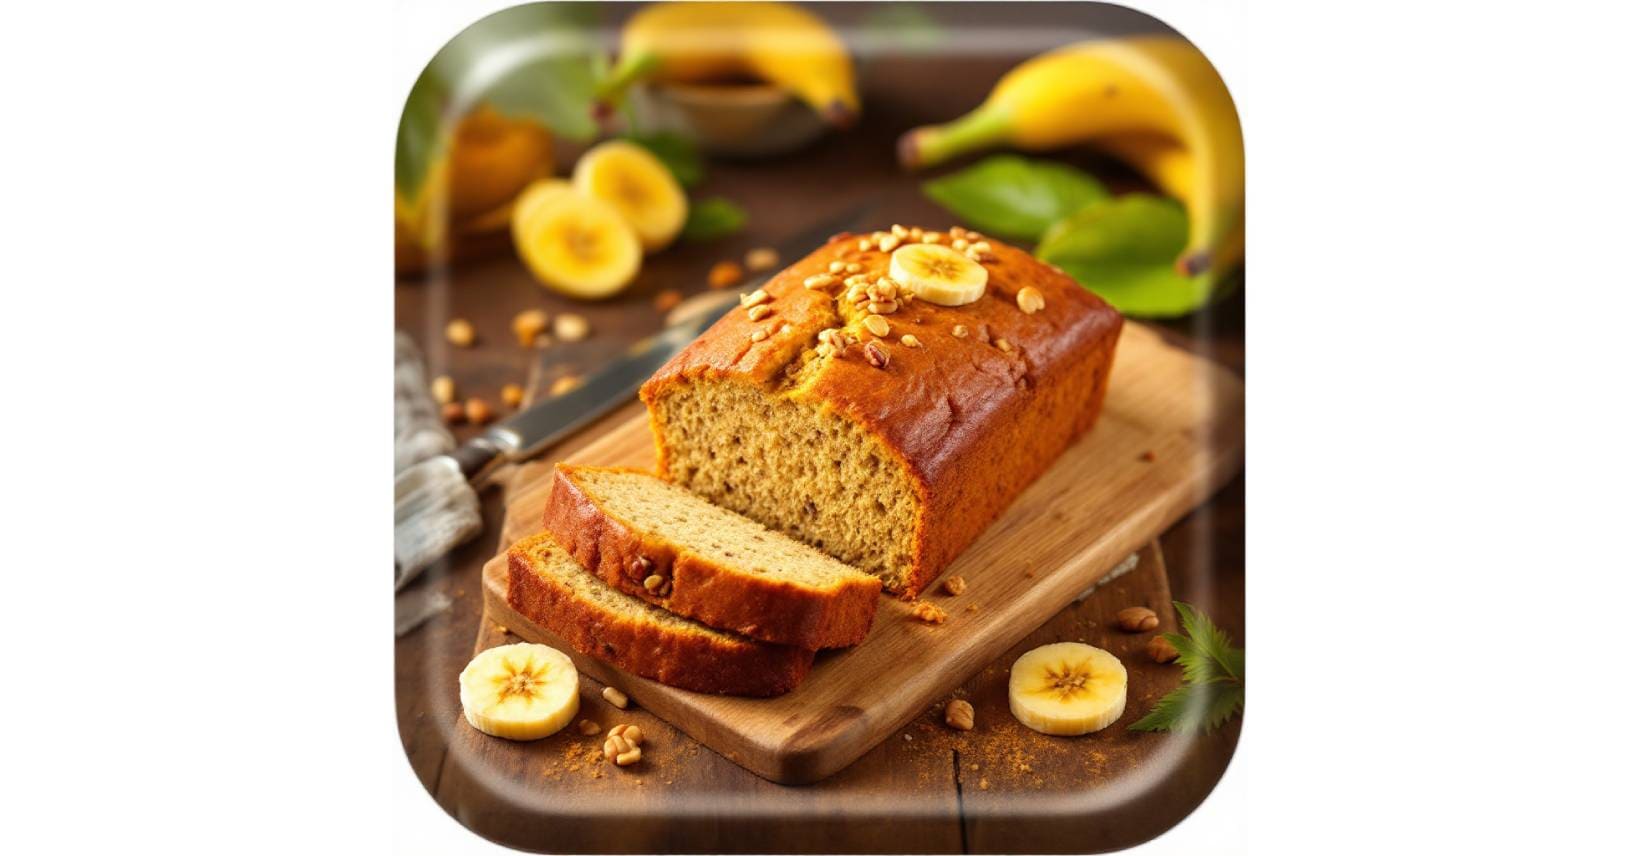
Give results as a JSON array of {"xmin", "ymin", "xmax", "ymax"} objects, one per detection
[
  {"xmin": 596, "ymin": 2, "xmax": 859, "ymax": 126},
  {"xmin": 899, "ymin": 37, "xmax": 1243, "ymax": 277}
]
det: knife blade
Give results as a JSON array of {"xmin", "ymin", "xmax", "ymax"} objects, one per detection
[{"xmin": 447, "ymin": 201, "xmax": 875, "ymax": 486}]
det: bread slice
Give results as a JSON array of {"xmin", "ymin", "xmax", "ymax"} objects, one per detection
[
  {"xmin": 543, "ymin": 464, "xmax": 882, "ymax": 649},
  {"xmin": 506, "ymin": 532, "xmax": 813, "ymax": 697}
]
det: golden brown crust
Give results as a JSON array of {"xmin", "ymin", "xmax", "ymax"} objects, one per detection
[
  {"xmin": 542, "ymin": 465, "xmax": 880, "ymax": 648},
  {"xmin": 640, "ymin": 229, "xmax": 1123, "ymax": 597},
  {"xmin": 506, "ymin": 533, "xmax": 813, "ymax": 697}
]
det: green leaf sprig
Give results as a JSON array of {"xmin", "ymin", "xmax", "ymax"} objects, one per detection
[
  {"xmin": 681, "ymin": 197, "xmax": 748, "ymax": 242},
  {"xmin": 1129, "ymin": 601, "xmax": 1244, "ymax": 734},
  {"xmin": 919, "ymin": 154, "xmax": 1231, "ymax": 318}
]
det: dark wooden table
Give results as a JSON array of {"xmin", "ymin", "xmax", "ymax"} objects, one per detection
[{"xmin": 395, "ymin": 5, "xmax": 1242, "ymax": 850}]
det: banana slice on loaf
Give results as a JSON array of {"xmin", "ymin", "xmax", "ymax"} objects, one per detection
[{"xmin": 542, "ymin": 464, "xmax": 882, "ymax": 649}]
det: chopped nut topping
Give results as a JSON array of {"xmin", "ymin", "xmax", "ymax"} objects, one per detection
[
  {"xmin": 863, "ymin": 314, "xmax": 890, "ymax": 337},
  {"xmin": 901, "ymin": 334, "xmax": 922, "ymax": 348},
  {"xmin": 844, "ymin": 274, "xmax": 869, "ymax": 287},
  {"xmin": 922, "ymin": 232, "xmax": 944, "ymax": 244},
  {"xmin": 845, "ymin": 262, "xmax": 863, "ymax": 274},
  {"xmin": 817, "ymin": 327, "xmax": 844, "ymax": 350},
  {"xmin": 747, "ymin": 304, "xmax": 773, "ymax": 322},
  {"xmin": 828, "ymin": 260, "xmax": 847, "ymax": 274},
  {"xmin": 803, "ymin": 273, "xmax": 837, "ymax": 290},
  {"xmin": 708, "ymin": 260, "xmax": 745, "ymax": 289},
  {"xmin": 866, "ymin": 300, "xmax": 899, "ymax": 315},
  {"xmin": 430, "ymin": 375, "xmax": 455, "ymax": 405},
  {"xmin": 910, "ymin": 600, "xmax": 946, "ymax": 624},
  {"xmin": 951, "ymin": 325, "xmax": 969, "ymax": 339},
  {"xmin": 890, "ymin": 224, "xmax": 909, "ymax": 238},
  {"xmin": 942, "ymin": 575, "xmax": 967, "ymax": 595},
  {"xmin": 602, "ymin": 686, "xmax": 629, "ymax": 709},
  {"xmin": 908, "ymin": 226, "xmax": 924, "ymax": 240},
  {"xmin": 948, "ymin": 225, "xmax": 966, "ymax": 237},
  {"xmin": 995, "ymin": 338, "xmax": 1013, "ymax": 353},
  {"xmin": 944, "ymin": 699, "xmax": 975, "ymax": 731},
  {"xmin": 815, "ymin": 342, "xmax": 836, "ymax": 359},
  {"xmin": 627, "ymin": 556, "xmax": 652, "ymax": 578},
  {"xmin": 969, "ymin": 241, "xmax": 992, "ymax": 255},
  {"xmin": 857, "ymin": 237, "xmax": 873, "ymax": 252},
  {"xmin": 877, "ymin": 234, "xmax": 901, "ymax": 252},
  {"xmin": 951, "ymin": 237, "xmax": 969, "ymax": 251},
  {"xmin": 867, "ymin": 279, "xmax": 898, "ymax": 302},
  {"xmin": 778, "ymin": 323, "xmax": 793, "ymax": 335},
  {"xmin": 740, "ymin": 288, "xmax": 771, "ymax": 307},
  {"xmin": 749, "ymin": 329, "xmax": 768, "ymax": 343},
  {"xmin": 1016, "ymin": 286, "xmax": 1046, "ymax": 315},
  {"xmin": 864, "ymin": 341, "xmax": 890, "ymax": 368},
  {"xmin": 554, "ymin": 313, "xmax": 590, "ymax": 342},
  {"xmin": 444, "ymin": 318, "xmax": 475, "ymax": 348},
  {"xmin": 744, "ymin": 247, "xmax": 780, "ymax": 272},
  {"xmin": 511, "ymin": 309, "xmax": 549, "ymax": 347}
]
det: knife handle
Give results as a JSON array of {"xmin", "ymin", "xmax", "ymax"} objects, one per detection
[{"xmin": 450, "ymin": 433, "xmax": 509, "ymax": 484}]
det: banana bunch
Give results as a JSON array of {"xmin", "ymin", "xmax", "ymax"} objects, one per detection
[
  {"xmin": 595, "ymin": 2, "xmax": 859, "ymax": 126},
  {"xmin": 899, "ymin": 37, "xmax": 1243, "ymax": 278},
  {"xmin": 459, "ymin": 643, "xmax": 581, "ymax": 740},
  {"xmin": 396, "ymin": 105, "xmax": 555, "ymax": 274},
  {"xmin": 509, "ymin": 140, "xmax": 687, "ymax": 298}
]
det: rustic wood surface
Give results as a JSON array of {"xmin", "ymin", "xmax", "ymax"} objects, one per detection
[
  {"xmin": 394, "ymin": 4, "xmax": 1244, "ymax": 849},
  {"xmin": 474, "ymin": 322, "xmax": 1240, "ymax": 785}
]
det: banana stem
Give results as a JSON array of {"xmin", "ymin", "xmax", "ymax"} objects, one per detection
[
  {"xmin": 594, "ymin": 51, "xmax": 661, "ymax": 106},
  {"xmin": 904, "ymin": 105, "xmax": 1013, "ymax": 168}
]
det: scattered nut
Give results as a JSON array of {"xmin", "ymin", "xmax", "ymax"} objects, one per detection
[
  {"xmin": 602, "ymin": 686, "xmax": 629, "ymax": 709},
  {"xmin": 608, "ymin": 724, "xmax": 644, "ymax": 746},
  {"xmin": 845, "ymin": 262, "xmax": 863, "ymax": 274},
  {"xmin": 942, "ymin": 575, "xmax": 967, "ymax": 596},
  {"xmin": 615, "ymin": 747, "xmax": 643, "ymax": 767},
  {"xmin": 863, "ymin": 341, "xmax": 891, "ymax": 369},
  {"xmin": 866, "ymin": 300, "xmax": 899, "ymax": 315},
  {"xmin": 430, "ymin": 375, "xmax": 455, "ymax": 405},
  {"xmin": 554, "ymin": 313, "xmax": 590, "ymax": 342},
  {"xmin": 500, "ymin": 383, "xmax": 524, "ymax": 408},
  {"xmin": 653, "ymin": 289, "xmax": 683, "ymax": 313},
  {"xmin": 1147, "ymin": 635, "xmax": 1180, "ymax": 663},
  {"xmin": 803, "ymin": 273, "xmax": 836, "ymax": 290},
  {"xmin": 828, "ymin": 260, "xmax": 847, "ymax": 274},
  {"xmin": 511, "ymin": 309, "xmax": 548, "ymax": 346},
  {"xmin": 856, "ymin": 237, "xmax": 873, "ymax": 252},
  {"xmin": 901, "ymin": 334, "xmax": 922, "ymax": 348},
  {"xmin": 549, "ymin": 375, "xmax": 581, "ymax": 396},
  {"xmin": 944, "ymin": 699, "xmax": 975, "ymax": 731},
  {"xmin": 952, "ymin": 325, "xmax": 969, "ymax": 339},
  {"xmin": 740, "ymin": 288, "xmax": 771, "ymax": 307},
  {"xmin": 863, "ymin": 314, "xmax": 890, "ymax": 337},
  {"xmin": 627, "ymin": 556, "xmax": 652, "ymax": 578},
  {"xmin": 891, "ymin": 224, "xmax": 909, "ymax": 239},
  {"xmin": 749, "ymin": 328, "xmax": 769, "ymax": 343},
  {"xmin": 440, "ymin": 401, "xmax": 465, "ymax": 425},
  {"xmin": 464, "ymin": 397, "xmax": 492, "ymax": 425},
  {"xmin": 910, "ymin": 600, "xmax": 946, "ymax": 624},
  {"xmin": 1016, "ymin": 286, "xmax": 1046, "ymax": 315},
  {"xmin": 445, "ymin": 318, "xmax": 475, "ymax": 348},
  {"xmin": 744, "ymin": 247, "xmax": 780, "ymax": 272},
  {"xmin": 815, "ymin": 342, "xmax": 836, "ymax": 359},
  {"xmin": 877, "ymin": 234, "xmax": 901, "ymax": 252},
  {"xmin": 1116, "ymin": 606, "xmax": 1160, "ymax": 632},
  {"xmin": 995, "ymin": 338, "xmax": 1013, "ymax": 353},
  {"xmin": 577, "ymin": 719, "xmax": 601, "ymax": 736},
  {"xmin": 747, "ymin": 304, "xmax": 773, "ymax": 322},
  {"xmin": 708, "ymin": 260, "xmax": 745, "ymax": 289}
]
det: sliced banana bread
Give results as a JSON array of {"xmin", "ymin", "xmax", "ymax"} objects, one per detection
[
  {"xmin": 640, "ymin": 227, "xmax": 1122, "ymax": 597},
  {"xmin": 543, "ymin": 464, "xmax": 881, "ymax": 649},
  {"xmin": 506, "ymin": 532, "xmax": 813, "ymax": 697}
]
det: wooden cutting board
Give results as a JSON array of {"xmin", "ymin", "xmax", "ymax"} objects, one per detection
[{"xmin": 480, "ymin": 322, "xmax": 1243, "ymax": 784}]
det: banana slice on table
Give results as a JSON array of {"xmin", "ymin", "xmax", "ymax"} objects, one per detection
[
  {"xmin": 1008, "ymin": 642, "xmax": 1127, "ymax": 736},
  {"xmin": 459, "ymin": 642, "xmax": 581, "ymax": 740},
  {"xmin": 889, "ymin": 244, "xmax": 988, "ymax": 306},
  {"xmin": 511, "ymin": 187, "xmax": 642, "ymax": 299},
  {"xmin": 573, "ymin": 140, "xmax": 687, "ymax": 253}
]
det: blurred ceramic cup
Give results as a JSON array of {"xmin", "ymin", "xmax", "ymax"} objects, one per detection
[{"xmin": 627, "ymin": 82, "xmax": 831, "ymax": 158}]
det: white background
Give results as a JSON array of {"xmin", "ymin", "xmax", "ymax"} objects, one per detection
[{"xmin": 3, "ymin": 0, "xmax": 1639, "ymax": 853}]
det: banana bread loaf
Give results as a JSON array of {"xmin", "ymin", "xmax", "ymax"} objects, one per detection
[
  {"xmin": 640, "ymin": 226, "xmax": 1122, "ymax": 597},
  {"xmin": 543, "ymin": 464, "xmax": 881, "ymax": 649},
  {"xmin": 507, "ymin": 532, "xmax": 813, "ymax": 697}
]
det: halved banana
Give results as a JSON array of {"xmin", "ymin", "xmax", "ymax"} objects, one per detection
[
  {"xmin": 573, "ymin": 140, "xmax": 687, "ymax": 253},
  {"xmin": 512, "ymin": 187, "xmax": 642, "ymax": 299},
  {"xmin": 459, "ymin": 642, "xmax": 580, "ymax": 740},
  {"xmin": 889, "ymin": 244, "xmax": 988, "ymax": 306},
  {"xmin": 1008, "ymin": 641, "xmax": 1127, "ymax": 736}
]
